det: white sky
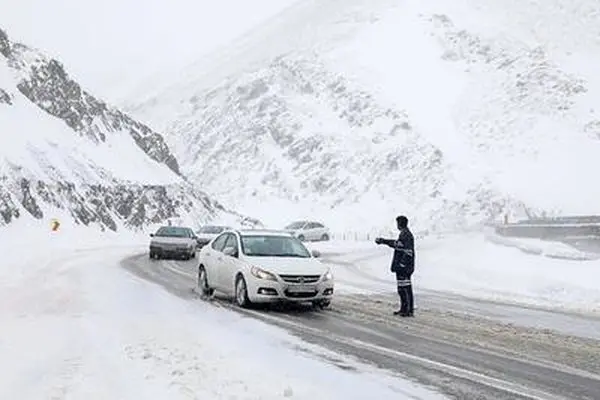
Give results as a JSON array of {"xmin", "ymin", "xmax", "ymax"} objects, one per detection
[{"xmin": 0, "ymin": 0, "xmax": 298, "ymax": 103}]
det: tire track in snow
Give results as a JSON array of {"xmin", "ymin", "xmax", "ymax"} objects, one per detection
[{"xmin": 121, "ymin": 252, "xmax": 600, "ymax": 400}]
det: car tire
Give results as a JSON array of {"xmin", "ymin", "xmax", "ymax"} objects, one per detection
[
  {"xmin": 235, "ymin": 275, "xmax": 251, "ymax": 308},
  {"xmin": 197, "ymin": 266, "xmax": 213, "ymax": 297},
  {"xmin": 297, "ymin": 234, "xmax": 305, "ymax": 241},
  {"xmin": 321, "ymin": 234, "xmax": 330, "ymax": 241}
]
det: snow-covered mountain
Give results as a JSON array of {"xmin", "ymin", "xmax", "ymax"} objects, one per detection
[
  {"xmin": 0, "ymin": 27, "xmax": 251, "ymax": 231},
  {"xmin": 129, "ymin": 0, "xmax": 600, "ymax": 232}
]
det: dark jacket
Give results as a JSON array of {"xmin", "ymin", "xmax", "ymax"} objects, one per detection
[{"xmin": 380, "ymin": 228, "xmax": 415, "ymax": 273}]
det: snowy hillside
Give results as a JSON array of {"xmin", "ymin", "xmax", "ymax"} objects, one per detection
[
  {"xmin": 129, "ymin": 0, "xmax": 600, "ymax": 232},
  {"xmin": 0, "ymin": 27, "xmax": 249, "ymax": 231}
]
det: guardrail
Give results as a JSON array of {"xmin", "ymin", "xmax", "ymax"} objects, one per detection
[
  {"xmin": 330, "ymin": 231, "xmax": 395, "ymax": 241},
  {"xmin": 493, "ymin": 216, "xmax": 600, "ymax": 240},
  {"xmin": 329, "ymin": 230, "xmax": 432, "ymax": 242}
]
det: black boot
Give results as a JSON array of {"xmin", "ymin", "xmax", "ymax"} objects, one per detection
[
  {"xmin": 396, "ymin": 287, "xmax": 409, "ymax": 316},
  {"xmin": 406, "ymin": 284, "xmax": 414, "ymax": 317}
]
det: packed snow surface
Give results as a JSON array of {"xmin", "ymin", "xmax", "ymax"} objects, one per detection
[{"xmin": 0, "ymin": 221, "xmax": 447, "ymax": 400}]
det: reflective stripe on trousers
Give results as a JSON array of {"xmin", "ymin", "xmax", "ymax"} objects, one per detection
[{"xmin": 397, "ymin": 279, "xmax": 411, "ymax": 287}]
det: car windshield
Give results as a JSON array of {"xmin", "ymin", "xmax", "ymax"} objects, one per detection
[
  {"xmin": 155, "ymin": 227, "xmax": 191, "ymax": 238},
  {"xmin": 198, "ymin": 225, "xmax": 226, "ymax": 234},
  {"xmin": 284, "ymin": 221, "xmax": 306, "ymax": 229},
  {"xmin": 240, "ymin": 235, "xmax": 311, "ymax": 258}
]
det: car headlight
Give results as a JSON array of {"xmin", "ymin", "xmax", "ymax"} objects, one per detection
[
  {"xmin": 322, "ymin": 269, "xmax": 334, "ymax": 281},
  {"xmin": 251, "ymin": 266, "xmax": 277, "ymax": 281}
]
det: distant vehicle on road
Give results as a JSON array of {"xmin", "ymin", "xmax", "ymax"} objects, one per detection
[
  {"xmin": 195, "ymin": 225, "xmax": 233, "ymax": 248},
  {"xmin": 196, "ymin": 229, "xmax": 334, "ymax": 309},
  {"xmin": 149, "ymin": 226, "xmax": 197, "ymax": 260},
  {"xmin": 284, "ymin": 220, "xmax": 330, "ymax": 241}
]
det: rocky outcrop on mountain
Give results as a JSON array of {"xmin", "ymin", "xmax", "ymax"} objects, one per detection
[
  {"xmin": 0, "ymin": 27, "xmax": 255, "ymax": 231},
  {"xmin": 0, "ymin": 88, "xmax": 11, "ymax": 104},
  {"xmin": 0, "ymin": 173, "xmax": 246, "ymax": 231},
  {"xmin": 1, "ymin": 28, "xmax": 179, "ymax": 174},
  {"xmin": 0, "ymin": 28, "xmax": 9, "ymax": 57}
]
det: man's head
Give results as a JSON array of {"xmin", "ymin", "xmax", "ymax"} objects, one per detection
[{"xmin": 396, "ymin": 215, "xmax": 408, "ymax": 229}]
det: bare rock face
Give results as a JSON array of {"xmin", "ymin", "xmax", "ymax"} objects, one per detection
[
  {"xmin": 0, "ymin": 176, "xmax": 228, "ymax": 231},
  {"xmin": 0, "ymin": 88, "xmax": 11, "ymax": 105},
  {"xmin": 0, "ymin": 28, "xmax": 10, "ymax": 57}
]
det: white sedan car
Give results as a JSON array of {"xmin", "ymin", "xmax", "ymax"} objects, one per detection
[
  {"xmin": 196, "ymin": 229, "xmax": 334, "ymax": 308},
  {"xmin": 284, "ymin": 220, "xmax": 331, "ymax": 241}
]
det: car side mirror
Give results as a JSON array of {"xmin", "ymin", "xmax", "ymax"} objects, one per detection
[
  {"xmin": 311, "ymin": 250, "xmax": 321, "ymax": 258},
  {"xmin": 223, "ymin": 247, "xmax": 238, "ymax": 258},
  {"xmin": 150, "ymin": 233, "xmax": 154, "ymax": 237}
]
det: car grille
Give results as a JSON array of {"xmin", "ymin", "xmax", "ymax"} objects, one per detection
[
  {"xmin": 165, "ymin": 243, "xmax": 187, "ymax": 248},
  {"xmin": 154, "ymin": 243, "xmax": 189, "ymax": 251},
  {"xmin": 284, "ymin": 290, "xmax": 318, "ymax": 298},
  {"xmin": 279, "ymin": 274, "xmax": 321, "ymax": 284}
]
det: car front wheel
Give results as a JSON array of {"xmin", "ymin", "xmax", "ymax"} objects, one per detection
[
  {"xmin": 235, "ymin": 275, "xmax": 251, "ymax": 308},
  {"xmin": 197, "ymin": 267, "xmax": 213, "ymax": 297}
]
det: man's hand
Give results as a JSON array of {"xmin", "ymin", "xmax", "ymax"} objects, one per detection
[{"xmin": 374, "ymin": 237, "xmax": 383, "ymax": 245}]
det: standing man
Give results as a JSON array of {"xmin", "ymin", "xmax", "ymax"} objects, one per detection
[{"xmin": 375, "ymin": 215, "xmax": 415, "ymax": 316}]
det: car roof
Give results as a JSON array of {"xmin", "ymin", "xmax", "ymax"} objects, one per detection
[
  {"xmin": 236, "ymin": 229, "xmax": 293, "ymax": 237},
  {"xmin": 197, "ymin": 225, "xmax": 230, "ymax": 230},
  {"xmin": 158, "ymin": 225, "xmax": 191, "ymax": 230}
]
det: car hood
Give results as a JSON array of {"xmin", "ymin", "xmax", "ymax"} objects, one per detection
[
  {"xmin": 151, "ymin": 237, "xmax": 194, "ymax": 245},
  {"xmin": 245, "ymin": 256, "xmax": 328, "ymax": 276}
]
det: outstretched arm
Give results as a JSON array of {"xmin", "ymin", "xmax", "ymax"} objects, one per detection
[{"xmin": 375, "ymin": 237, "xmax": 403, "ymax": 248}]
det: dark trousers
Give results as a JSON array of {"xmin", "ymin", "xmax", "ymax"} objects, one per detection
[{"xmin": 395, "ymin": 269, "xmax": 414, "ymax": 314}]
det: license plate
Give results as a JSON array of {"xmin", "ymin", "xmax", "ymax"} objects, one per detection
[{"xmin": 287, "ymin": 285, "xmax": 316, "ymax": 293}]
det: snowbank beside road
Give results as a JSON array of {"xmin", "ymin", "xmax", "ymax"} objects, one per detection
[
  {"xmin": 484, "ymin": 230, "xmax": 600, "ymax": 261},
  {"xmin": 418, "ymin": 234, "xmax": 600, "ymax": 314},
  {"xmin": 0, "ymin": 223, "xmax": 446, "ymax": 400},
  {"xmin": 317, "ymin": 234, "xmax": 600, "ymax": 314}
]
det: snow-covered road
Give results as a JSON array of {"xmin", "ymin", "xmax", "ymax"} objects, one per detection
[
  {"xmin": 121, "ymin": 250, "xmax": 600, "ymax": 400},
  {"xmin": 3, "ymin": 226, "xmax": 600, "ymax": 400}
]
